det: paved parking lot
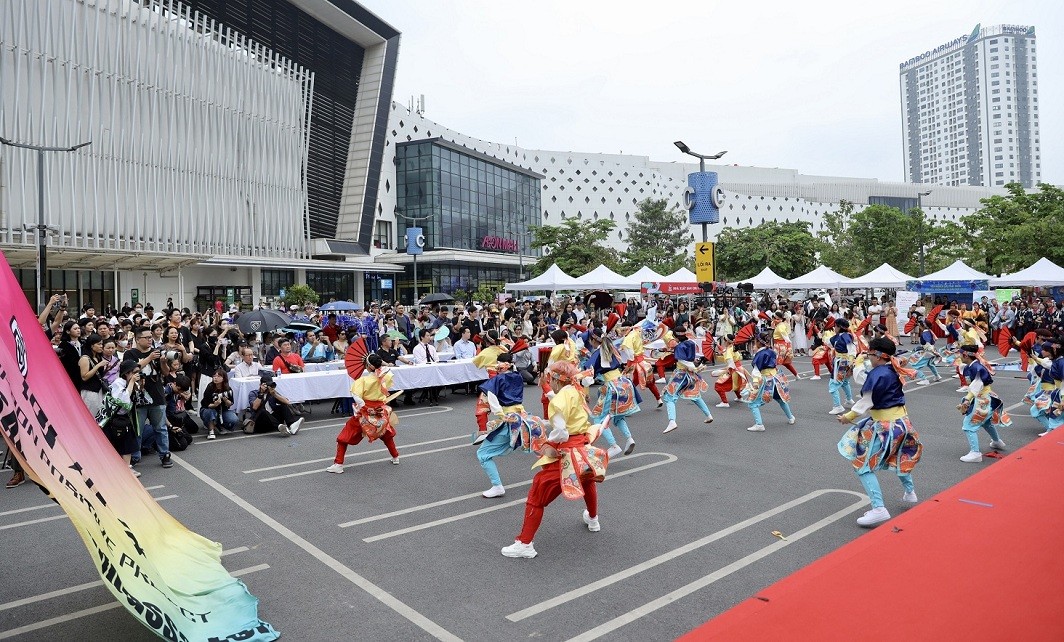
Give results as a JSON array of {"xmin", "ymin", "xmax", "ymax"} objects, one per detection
[{"xmin": 0, "ymin": 356, "xmax": 1040, "ymax": 641}]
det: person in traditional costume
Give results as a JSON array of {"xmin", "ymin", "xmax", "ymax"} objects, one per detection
[
  {"xmin": 771, "ymin": 310, "xmax": 799, "ymax": 378},
  {"xmin": 712, "ymin": 334, "xmax": 746, "ymax": 408},
  {"xmin": 472, "ymin": 330, "xmax": 507, "ymax": 444},
  {"xmin": 836, "ymin": 337, "xmax": 922, "ymax": 527},
  {"xmin": 909, "ymin": 319, "xmax": 943, "ymax": 385},
  {"xmin": 541, "ymin": 329, "xmax": 580, "ymax": 416},
  {"xmin": 620, "ymin": 320, "xmax": 663, "ymax": 410},
  {"xmin": 956, "ymin": 344, "xmax": 1010, "ymax": 463},
  {"xmin": 956, "ymin": 318, "xmax": 987, "ymax": 393},
  {"xmin": 501, "ymin": 361, "xmax": 609, "ymax": 559},
  {"xmin": 743, "ymin": 331, "xmax": 795, "ymax": 432},
  {"xmin": 476, "ymin": 352, "xmax": 546, "ymax": 498},
  {"xmin": 827, "ymin": 318, "xmax": 858, "ymax": 415},
  {"xmin": 587, "ymin": 327, "xmax": 640, "ymax": 458},
  {"xmin": 327, "ymin": 354, "xmax": 399, "ymax": 473},
  {"xmin": 1026, "ymin": 341, "xmax": 1063, "ymax": 437},
  {"xmin": 809, "ymin": 320, "xmax": 834, "ymax": 381},
  {"xmin": 661, "ymin": 326, "xmax": 713, "ymax": 433}
]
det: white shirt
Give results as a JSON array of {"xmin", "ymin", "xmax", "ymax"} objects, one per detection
[
  {"xmin": 411, "ymin": 342, "xmax": 438, "ymax": 365},
  {"xmin": 232, "ymin": 360, "xmax": 260, "ymax": 379},
  {"xmin": 453, "ymin": 339, "xmax": 477, "ymax": 360}
]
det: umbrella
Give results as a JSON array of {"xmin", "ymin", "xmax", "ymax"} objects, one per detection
[
  {"xmin": 586, "ymin": 291, "xmax": 613, "ymax": 311},
  {"xmin": 419, "ymin": 293, "xmax": 454, "ymax": 305},
  {"xmin": 282, "ymin": 322, "xmax": 322, "ymax": 333},
  {"xmin": 235, "ymin": 309, "xmax": 292, "ymax": 334},
  {"xmin": 345, "ymin": 338, "xmax": 371, "ymax": 380},
  {"xmin": 319, "ymin": 301, "xmax": 361, "ymax": 311}
]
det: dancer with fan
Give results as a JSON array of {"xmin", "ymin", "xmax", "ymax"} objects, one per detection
[
  {"xmin": 835, "ymin": 337, "xmax": 923, "ymax": 527},
  {"xmin": 743, "ymin": 331, "xmax": 795, "ymax": 432},
  {"xmin": 541, "ymin": 329, "xmax": 580, "ymax": 417},
  {"xmin": 771, "ymin": 311, "xmax": 799, "ymax": 378},
  {"xmin": 327, "ymin": 340, "xmax": 401, "ymax": 473},
  {"xmin": 475, "ymin": 351, "xmax": 546, "ymax": 498},
  {"xmin": 471, "ymin": 330, "xmax": 507, "ymax": 444},
  {"xmin": 1026, "ymin": 341, "xmax": 1063, "ymax": 436},
  {"xmin": 956, "ymin": 344, "xmax": 1011, "ymax": 463},
  {"xmin": 711, "ymin": 333, "xmax": 746, "ymax": 408},
  {"xmin": 619, "ymin": 320, "xmax": 663, "ymax": 411},
  {"xmin": 827, "ymin": 318, "xmax": 858, "ymax": 415},
  {"xmin": 587, "ymin": 328, "xmax": 640, "ymax": 457},
  {"xmin": 661, "ymin": 325, "xmax": 713, "ymax": 434},
  {"xmin": 908, "ymin": 319, "xmax": 943, "ymax": 385},
  {"xmin": 809, "ymin": 320, "xmax": 834, "ymax": 381}
]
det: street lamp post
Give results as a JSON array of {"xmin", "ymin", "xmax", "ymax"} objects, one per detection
[
  {"xmin": 394, "ymin": 207, "xmax": 432, "ymax": 303},
  {"xmin": 916, "ymin": 190, "xmax": 932, "ymax": 277},
  {"xmin": 0, "ymin": 136, "xmax": 91, "ymax": 312},
  {"xmin": 673, "ymin": 141, "xmax": 727, "ymax": 242}
]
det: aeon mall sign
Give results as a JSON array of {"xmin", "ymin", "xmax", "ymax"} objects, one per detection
[{"xmin": 480, "ymin": 235, "xmax": 518, "ymax": 252}]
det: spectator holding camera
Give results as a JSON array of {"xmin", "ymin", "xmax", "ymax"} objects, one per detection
[
  {"xmin": 272, "ymin": 338, "xmax": 305, "ymax": 374},
  {"xmin": 246, "ymin": 375, "xmax": 303, "ymax": 436},
  {"xmin": 200, "ymin": 369, "xmax": 237, "ymax": 438},
  {"xmin": 164, "ymin": 373, "xmax": 198, "ymax": 440},
  {"xmin": 301, "ymin": 331, "xmax": 329, "ymax": 363},
  {"xmin": 77, "ymin": 333, "xmax": 110, "ymax": 416},
  {"xmin": 123, "ymin": 326, "xmax": 173, "ymax": 468}
]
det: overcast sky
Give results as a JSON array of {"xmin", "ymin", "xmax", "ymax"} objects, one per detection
[{"xmin": 359, "ymin": 0, "xmax": 1061, "ymax": 184}]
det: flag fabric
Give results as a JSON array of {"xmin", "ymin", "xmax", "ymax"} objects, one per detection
[{"xmin": 0, "ymin": 254, "xmax": 278, "ymax": 642}]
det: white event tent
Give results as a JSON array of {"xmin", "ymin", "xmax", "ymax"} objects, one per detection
[
  {"xmin": 628, "ymin": 266, "xmax": 668, "ymax": 283},
  {"xmin": 846, "ymin": 263, "xmax": 915, "ymax": 289},
  {"xmin": 664, "ymin": 267, "xmax": 697, "ymax": 283},
  {"xmin": 505, "ymin": 264, "xmax": 580, "ymax": 291},
  {"xmin": 572, "ymin": 264, "xmax": 637, "ymax": 290},
  {"xmin": 786, "ymin": 265, "xmax": 848, "ymax": 289},
  {"xmin": 991, "ymin": 257, "xmax": 1064, "ymax": 287},
  {"xmin": 733, "ymin": 266, "xmax": 791, "ymax": 289},
  {"xmin": 913, "ymin": 260, "xmax": 993, "ymax": 282}
]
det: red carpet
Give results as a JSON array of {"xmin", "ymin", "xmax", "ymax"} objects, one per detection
[{"xmin": 683, "ymin": 439, "xmax": 1064, "ymax": 642}]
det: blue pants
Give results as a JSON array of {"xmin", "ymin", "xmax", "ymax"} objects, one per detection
[
  {"xmin": 200, "ymin": 407, "xmax": 239, "ymax": 431},
  {"xmin": 135, "ymin": 404, "xmax": 169, "ymax": 461},
  {"xmin": 601, "ymin": 416, "xmax": 632, "ymax": 448},
  {"xmin": 963, "ymin": 412, "xmax": 1002, "ymax": 451},
  {"xmin": 476, "ymin": 428, "xmax": 512, "ymax": 487},
  {"xmin": 663, "ymin": 395, "xmax": 712, "ymax": 423},
  {"xmin": 749, "ymin": 397, "xmax": 793, "ymax": 425},
  {"xmin": 911, "ymin": 355, "xmax": 940, "ymax": 381},
  {"xmin": 828, "ymin": 378, "xmax": 854, "ymax": 407},
  {"xmin": 854, "ymin": 431, "xmax": 913, "ymax": 509}
]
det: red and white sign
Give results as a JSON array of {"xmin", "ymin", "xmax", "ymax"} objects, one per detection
[
  {"xmin": 480, "ymin": 235, "xmax": 518, "ymax": 252},
  {"xmin": 641, "ymin": 282, "xmax": 703, "ymax": 295}
]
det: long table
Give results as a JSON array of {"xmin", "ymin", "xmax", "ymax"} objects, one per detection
[{"xmin": 230, "ymin": 358, "xmax": 486, "ymax": 412}]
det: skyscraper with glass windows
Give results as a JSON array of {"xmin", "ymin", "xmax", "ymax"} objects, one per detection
[{"xmin": 900, "ymin": 24, "xmax": 1040, "ymax": 188}]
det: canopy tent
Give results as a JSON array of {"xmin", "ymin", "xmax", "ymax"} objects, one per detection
[
  {"xmin": 664, "ymin": 267, "xmax": 697, "ymax": 283},
  {"xmin": 571, "ymin": 264, "xmax": 638, "ymax": 290},
  {"xmin": 731, "ymin": 266, "xmax": 791, "ymax": 290},
  {"xmin": 906, "ymin": 260, "xmax": 993, "ymax": 294},
  {"xmin": 991, "ymin": 257, "xmax": 1064, "ymax": 287},
  {"xmin": 628, "ymin": 266, "xmax": 668, "ymax": 283},
  {"xmin": 845, "ymin": 263, "xmax": 915, "ymax": 289},
  {"xmin": 785, "ymin": 265, "xmax": 848, "ymax": 289},
  {"xmin": 504, "ymin": 264, "xmax": 580, "ymax": 291}
]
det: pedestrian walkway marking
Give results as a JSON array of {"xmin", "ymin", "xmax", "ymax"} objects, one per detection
[
  {"xmin": 205, "ymin": 406, "xmax": 453, "ymax": 445},
  {"xmin": 244, "ymin": 434, "xmax": 468, "ymax": 474},
  {"xmin": 360, "ymin": 453, "xmax": 678, "ymax": 543},
  {"xmin": 508, "ymin": 488, "xmax": 867, "ymax": 623}
]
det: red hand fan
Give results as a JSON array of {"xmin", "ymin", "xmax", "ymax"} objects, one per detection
[
  {"xmin": 734, "ymin": 322, "xmax": 757, "ymax": 346},
  {"xmin": 996, "ymin": 326, "xmax": 1012, "ymax": 358},
  {"xmin": 928, "ymin": 305, "xmax": 945, "ymax": 337},
  {"xmin": 345, "ymin": 337, "xmax": 370, "ymax": 380},
  {"xmin": 904, "ymin": 317, "xmax": 917, "ymax": 334}
]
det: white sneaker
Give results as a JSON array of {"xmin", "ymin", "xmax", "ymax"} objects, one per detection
[
  {"xmin": 989, "ymin": 439, "xmax": 1006, "ymax": 451},
  {"xmin": 663, "ymin": 420, "xmax": 678, "ymax": 434},
  {"xmin": 747, "ymin": 424, "xmax": 766, "ymax": 432},
  {"xmin": 917, "ymin": 379, "xmax": 930, "ymax": 386},
  {"xmin": 326, "ymin": 463, "xmax": 344, "ymax": 474},
  {"xmin": 828, "ymin": 406, "xmax": 846, "ymax": 415},
  {"xmin": 606, "ymin": 444, "xmax": 623, "ymax": 459},
  {"xmin": 902, "ymin": 491, "xmax": 918, "ymax": 503},
  {"xmin": 845, "ymin": 399, "xmax": 855, "ymax": 407},
  {"xmin": 391, "ymin": 457, "xmax": 400, "ymax": 465},
  {"xmin": 952, "ymin": 374, "xmax": 960, "ymax": 379},
  {"xmin": 960, "ymin": 451, "xmax": 983, "ymax": 463},
  {"xmin": 501, "ymin": 540, "xmax": 537, "ymax": 558},
  {"xmin": 787, "ymin": 416, "xmax": 796, "ymax": 425},
  {"xmin": 956, "ymin": 386, "xmax": 969, "ymax": 393},
  {"xmin": 856, "ymin": 506, "xmax": 891, "ymax": 527},
  {"xmin": 655, "ymin": 377, "xmax": 667, "ymax": 385},
  {"xmin": 810, "ymin": 375, "xmax": 822, "ymax": 380},
  {"xmin": 624, "ymin": 438, "xmax": 636, "ymax": 455},
  {"xmin": 288, "ymin": 417, "xmax": 304, "ymax": 435},
  {"xmin": 656, "ymin": 400, "xmax": 664, "ymax": 410},
  {"xmin": 582, "ymin": 509, "xmax": 600, "ymax": 532},
  {"xmin": 472, "ymin": 432, "xmax": 488, "ymax": 445},
  {"xmin": 277, "ymin": 423, "xmax": 288, "ymax": 436},
  {"xmin": 207, "ymin": 431, "xmax": 217, "ymax": 439},
  {"xmin": 716, "ymin": 402, "xmax": 731, "ymax": 408},
  {"xmin": 129, "ymin": 465, "xmax": 141, "ymax": 478},
  {"xmin": 482, "ymin": 485, "xmax": 506, "ymax": 498},
  {"xmin": 933, "ymin": 376, "xmax": 943, "ymax": 382},
  {"xmin": 1038, "ymin": 430, "xmax": 1050, "ymax": 437}
]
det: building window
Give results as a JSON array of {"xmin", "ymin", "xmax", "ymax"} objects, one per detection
[
  {"xmin": 261, "ymin": 269, "xmax": 295, "ymax": 296},
  {"xmin": 374, "ymin": 220, "xmax": 393, "ymax": 249},
  {"xmin": 306, "ymin": 271, "xmax": 355, "ymax": 302}
]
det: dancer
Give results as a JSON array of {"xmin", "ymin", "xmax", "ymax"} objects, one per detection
[
  {"xmin": 587, "ymin": 328, "xmax": 640, "ymax": 457},
  {"xmin": 620, "ymin": 320, "xmax": 663, "ymax": 410},
  {"xmin": 1027, "ymin": 342, "xmax": 1062, "ymax": 437},
  {"xmin": 472, "ymin": 330, "xmax": 507, "ymax": 444},
  {"xmin": 836, "ymin": 337, "xmax": 923, "ymax": 527},
  {"xmin": 712, "ymin": 334, "xmax": 745, "ymax": 408},
  {"xmin": 662, "ymin": 326, "xmax": 713, "ymax": 433},
  {"xmin": 326, "ymin": 354, "xmax": 399, "ymax": 473},
  {"xmin": 772, "ymin": 310, "xmax": 799, "ymax": 378},
  {"xmin": 476, "ymin": 352, "xmax": 546, "ymax": 498},
  {"xmin": 501, "ymin": 361, "xmax": 608, "ymax": 559},
  {"xmin": 541, "ymin": 328, "xmax": 579, "ymax": 416},
  {"xmin": 828, "ymin": 318, "xmax": 858, "ymax": 415},
  {"xmin": 956, "ymin": 344, "xmax": 1010, "ymax": 463},
  {"xmin": 744, "ymin": 332, "xmax": 795, "ymax": 432},
  {"xmin": 909, "ymin": 319, "xmax": 943, "ymax": 385},
  {"xmin": 809, "ymin": 321, "xmax": 834, "ymax": 381},
  {"xmin": 956, "ymin": 318, "xmax": 986, "ymax": 393}
]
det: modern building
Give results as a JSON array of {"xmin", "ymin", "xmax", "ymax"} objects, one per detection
[
  {"xmin": 0, "ymin": 0, "xmax": 401, "ymax": 312},
  {"xmin": 899, "ymin": 24, "xmax": 1040, "ymax": 188}
]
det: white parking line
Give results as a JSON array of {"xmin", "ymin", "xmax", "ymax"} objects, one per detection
[
  {"xmin": 0, "ymin": 486, "xmax": 165, "ymax": 518},
  {"xmin": 170, "ymin": 453, "xmax": 461, "ymax": 642},
  {"xmin": 202, "ymin": 406, "xmax": 454, "ymax": 445},
  {"xmin": 0, "ymin": 495, "xmax": 177, "ymax": 531},
  {"xmin": 0, "ymin": 564, "xmax": 269, "ymax": 640},
  {"xmin": 258, "ymin": 443, "xmax": 471, "ymax": 482},
  {"xmin": 361, "ymin": 453, "xmax": 679, "ymax": 543},
  {"xmin": 0, "ymin": 546, "xmax": 251, "ymax": 613},
  {"xmin": 563, "ymin": 493, "xmax": 869, "ymax": 642},
  {"xmin": 508, "ymin": 488, "xmax": 866, "ymax": 623},
  {"xmin": 244, "ymin": 434, "xmax": 469, "ymax": 474}
]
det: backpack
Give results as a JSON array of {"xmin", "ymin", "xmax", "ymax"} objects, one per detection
[{"xmin": 168, "ymin": 426, "xmax": 193, "ymax": 451}]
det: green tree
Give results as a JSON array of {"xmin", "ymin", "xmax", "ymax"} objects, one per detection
[
  {"xmin": 715, "ymin": 221, "xmax": 818, "ymax": 281},
  {"xmin": 283, "ymin": 284, "xmax": 319, "ymax": 307},
  {"xmin": 529, "ymin": 218, "xmax": 619, "ymax": 277},
  {"xmin": 621, "ymin": 198, "xmax": 693, "ymax": 275},
  {"xmin": 961, "ymin": 183, "xmax": 1064, "ymax": 274},
  {"xmin": 848, "ymin": 204, "xmax": 921, "ymax": 276},
  {"xmin": 817, "ymin": 199, "xmax": 862, "ymax": 277}
]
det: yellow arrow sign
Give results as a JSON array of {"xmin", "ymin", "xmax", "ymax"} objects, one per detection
[{"xmin": 695, "ymin": 242, "xmax": 714, "ymax": 283}]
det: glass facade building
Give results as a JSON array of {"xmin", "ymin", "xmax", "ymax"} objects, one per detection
[{"xmin": 394, "ymin": 139, "xmax": 542, "ymax": 298}]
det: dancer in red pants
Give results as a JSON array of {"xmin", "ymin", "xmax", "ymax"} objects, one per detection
[
  {"xmin": 327, "ymin": 354, "xmax": 399, "ymax": 473},
  {"xmin": 809, "ymin": 321, "xmax": 835, "ymax": 380},
  {"xmin": 501, "ymin": 361, "xmax": 608, "ymax": 559},
  {"xmin": 712, "ymin": 334, "xmax": 746, "ymax": 407}
]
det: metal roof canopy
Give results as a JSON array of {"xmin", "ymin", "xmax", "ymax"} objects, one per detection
[{"xmin": 1, "ymin": 246, "xmax": 207, "ymax": 272}]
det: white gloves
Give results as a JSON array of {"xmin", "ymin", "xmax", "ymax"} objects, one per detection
[{"xmin": 545, "ymin": 390, "xmax": 556, "ymax": 400}]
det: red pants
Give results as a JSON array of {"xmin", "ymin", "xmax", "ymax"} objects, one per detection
[
  {"xmin": 714, "ymin": 378, "xmax": 741, "ymax": 404},
  {"xmin": 811, "ymin": 352, "xmax": 833, "ymax": 376},
  {"xmin": 656, "ymin": 355, "xmax": 675, "ymax": 380},
  {"xmin": 517, "ymin": 461, "xmax": 598, "ymax": 544},
  {"xmin": 334, "ymin": 417, "xmax": 398, "ymax": 464}
]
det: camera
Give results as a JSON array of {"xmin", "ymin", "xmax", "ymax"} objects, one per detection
[{"xmin": 163, "ymin": 350, "xmax": 179, "ymax": 361}]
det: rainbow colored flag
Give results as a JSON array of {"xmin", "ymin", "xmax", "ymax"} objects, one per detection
[{"xmin": 0, "ymin": 254, "xmax": 278, "ymax": 642}]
